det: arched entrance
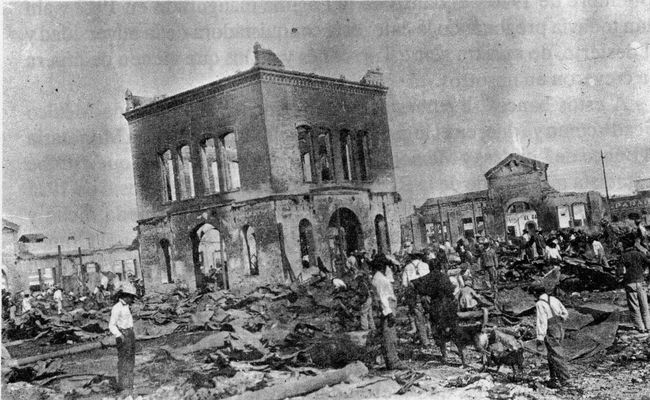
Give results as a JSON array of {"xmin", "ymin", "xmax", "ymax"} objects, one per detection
[
  {"xmin": 191, "ymin": 223, "xmax": 228, "ymax": 290},
  {"xmin": 328, "ymin": 208, "xmax": 363, "ymax": 272},
  {"xmin": 505, "ymin": 201, "xmax": 538, "ymax": 237}
]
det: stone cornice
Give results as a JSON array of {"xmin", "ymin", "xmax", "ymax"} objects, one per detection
[{"xmin": 123, "ymin": 67, "xmax": 387, "ymax": 122}]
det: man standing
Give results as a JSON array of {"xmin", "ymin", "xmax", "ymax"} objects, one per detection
[
  {"xmin": 618, "ymin": 234, "xmax": 650, "ymax": 333},
  {"xmin": 401, "ymin": 252, "xmax": 430, "ymax": 346},
  {"xmin": 108, "ymin": 282, "xmax": 137, "ymax": 396},
  {"xmin": 371, "ymin": 257, "xmax": 403, "ymax": 370},
  {"xmin": 479, "ymin": 240, "xmax": 499, "ymax": 294},
  {"xmin": 355, "ymin": 269, "xmax": 375, "ymax": 331},
  {"xmin": 591, "ymin": 236, "xmax": 609, "ymax": 270},
  {"xmin": 53, "ymin": 287, "xmax": 63, "ymax": 315},
  {"xmin": 534, "ymin": 286, "xmax": 570, "ymax": 388}
]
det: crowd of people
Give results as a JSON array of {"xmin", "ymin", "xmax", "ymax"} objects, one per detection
[{"xmin": 300, "ymin": 216, "xmax": 649, "ymax": 390}]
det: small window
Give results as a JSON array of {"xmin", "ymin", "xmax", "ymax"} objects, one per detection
[
  {"xmin": 316, "ymin": 128, "xmax": 334, "ymax": 182},
  {"xmin": 160, "ymin": 239, "xmax": 173, "ymax": 283},
  {"xmin": 201, "ymin": 138, "xmax": 221, "ymax": 194},
  {"xmin": 160, "ymin": 150, "xmax": 177, "ymax": 202},
  {"xmin": 221, "ymin": 133, "xmax": 240, "ymax": 191},
  {"xmin": 299, "ymin": 219, "xmax": 316, "ymax": 266},
  {"xmin": 340, "ymin": 130, "xmax": 353, "ymax": 181},
  {"xmin": 298, "ymin": 126, "xmax": 314, "ymax": 183},
  {"xmin": 178, "ymin": 145, "xmax": 195, "ymax": 199},
  {"xmin": 356, "ymin": 131, "xmax": 370, "ymax": 180},
  {"xmin": 572, "ymin": 203, "xmax": 586, "ymax": 227}
]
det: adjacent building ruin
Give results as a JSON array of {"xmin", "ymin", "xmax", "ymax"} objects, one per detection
[
  {"xmin": 123, "ymin": 44, "xmax": 401, "ymax": 293},
  {"xmin": 405, "ymin": 153, "xmax": 608, "ymax": 247}
]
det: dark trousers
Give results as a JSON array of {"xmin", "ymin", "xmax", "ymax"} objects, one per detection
[
  {"xmin": 405, "ymin": 286, "xmax": 430, "ymax": 346},
  {"xmin": 545, "ymin": 319, "xmax": 570, "ymax": 383},
  {"xmin": 380, "ymin": 316, "xmax": 400, "ymax": 369},
  {"xmin": 116, "ymin": 328, "xmax": 136, "ymax": 391}
]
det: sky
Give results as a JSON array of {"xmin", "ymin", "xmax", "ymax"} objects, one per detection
[{"xmin": 3, "ymin": 1, "xmax": 649, "ymax": 245}]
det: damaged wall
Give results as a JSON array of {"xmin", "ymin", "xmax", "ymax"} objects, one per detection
[{"xmin": 124, "ymin": 44, "xmax": 401, "ymax": 294}]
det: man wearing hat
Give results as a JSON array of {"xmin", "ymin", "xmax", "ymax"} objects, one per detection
[
  {"xmin": 108, "ymin": 281, "xmax": 137, "ymax": 396},
  {"xmin": 401, "ymin": 251, "xmax": 430, "ymax": 346},
  {"xmin": 371, "ymin": 256, "xmax": 403, "ymax": 369}
]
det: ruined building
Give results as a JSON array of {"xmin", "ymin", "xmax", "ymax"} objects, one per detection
[
  {"xmin": 123, "ymin": 44, "xmax": 401, "ymax": 293},
  {"xmin": 405, "ymin": 154, "xmax": 607, "ymax": 247}
]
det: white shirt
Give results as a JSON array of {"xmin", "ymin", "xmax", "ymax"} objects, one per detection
[
  {"xmin": 53, "ymin": 290, "xmax": 63, "ymax": 302},
  {"xmin": 544, "ymin": 246, "xmax": 562, "ymax": 260},
  {"xmin": 109, "ymin": 299, "xmax": 134, "ymax": 338},
  {"xmin": 535, "ymin": 294, "xmax": 568, "ymax": 341},
  {"xmin": 592, "ymin": 241, "xmax": 605, "ymax": 257},
  {"xmin": 401, "ymin": 259, "xmax": 430, "ymax": 287},
  {"xmin": 22, "ymin": 297, "xmax": 32, "ymax": 312},
  {"xmin": 372, "ymin": 271, "xmax": 397, "ymax": 316}
]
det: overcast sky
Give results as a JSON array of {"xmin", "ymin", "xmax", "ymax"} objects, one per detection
[{"xmin": 3, "ymin": 1, "xmax": 649, "ymax": 245}]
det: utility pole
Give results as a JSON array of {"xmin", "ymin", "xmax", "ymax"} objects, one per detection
[{"xmin": 600, "ymin": 150, "xmax": 611, "ymax": 212}]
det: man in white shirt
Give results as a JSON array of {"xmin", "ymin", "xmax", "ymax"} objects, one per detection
[
  {"xmin": 53, "ymin": 287, "xmax": 63, "ymax": 315},
  {"xmin": 534, "ymin": 286, "xmax": 570, "ymax": 388},
  {"xmin": 371, "ymin": 256, "xmax": 403, "ymax": 370},
  {"xmin": 21, "ymin": 293, "xmax": 32, "ymax": 314},
  {"xmin": 401, "ymin": 252, "xmax": 431, "ymax": 345},
  {"xmin": 591, "ymin": 236, "xmax": 609, "ymax": 270},
  {"xmin": 108, "ymin": 282, "xmax": 137, "ymax": 395}
]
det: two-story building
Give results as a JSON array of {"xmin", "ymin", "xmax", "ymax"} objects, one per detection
[{"xmin": 123, "ymin": 44, "xmax": 401, "ymax": 293}]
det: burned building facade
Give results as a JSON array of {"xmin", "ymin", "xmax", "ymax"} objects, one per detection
[
  {"xmin": 609, "ymin": 178, "xmax": 650, "ymax": 224},
  {"xmin": 123, "ymin": 44, "xmax": 401, "ymax": 293},
  {"xmin": 407, "ymin": 154, "xmax": 607, "ymax": 247}
]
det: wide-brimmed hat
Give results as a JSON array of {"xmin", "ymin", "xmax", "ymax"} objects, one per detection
[{"xmin": 119, "ymin": 281, "xmax": 137, "ymax": 296}]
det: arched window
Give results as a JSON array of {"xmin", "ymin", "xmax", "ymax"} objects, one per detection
[
  {"xmin": 375, "ymin": 214, "xmax": 389, "ymax": 254},
  {"xmin": 221, "ymin": 133, "xmax": 240, "ymax": 191},
  {"xmin": 572, "ymin": 203, "xmax": 586, "ymax": 227},
  {"xmin": 242, "ymin": 225, "xmax": 259, "ymax": 275},
  {"xmin": 299, "ymin": 219, "xmax": 316, "ymax": 266},
  {"xmin": 297, "ymin": 126, "xmax": 314, "ymax": 183},
  {"xmin": 178, "ymin": 145, "xmax": 195, "ymax": 199},
  {"xmin": 201, "ymin": 138, "xmax": 220, "ymax": 194},
  {"xmin": 356, "ymin": 131, "xmax": 369, "ymax": 180},
  {"xmin": 507, "ymin": 202, "xmax": 531, "ymax": 214},
  {"xmin": 316, "ymin": 128, "xmax": 334, "ymax": 182},
  {"xmin": 160, "ymin": 239, "xmax": 173, "ymax": 283},
  {"xmin": 160, "ymin": 150, "xmax": 177, "ymax": 202},
  {"xmin": 340, "ymin": 130, "xmax": 353, "ymax": 181}
]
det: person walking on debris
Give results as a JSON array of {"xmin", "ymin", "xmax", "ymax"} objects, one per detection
[
  {"xmin": 370, "ymin": 256, "xmax": 403, "ymax": 370},
  {"xmin": 401, "ymin": 252, "xmax": 431, "ymax": 345},
  {"xmin": 618, "ymin": 234, "xmax": 650, "ymax": 333},
  {"xmin": 53, "ymin": 286, "xmax": 63, "ymax": 315},
  {"xmin": 479, "ymin": 239, "xmax": 499, "ymax": 298},
  {"xmin": 544, "ymin": 239, "xmax": 562, "ymax": 265},
  {"xmin": 354, "ymin": 267, "xmax": 375, "ymax": 331},
  {"xmin": 590, "ymin": 235, "xmax": 609, "ymax": 270},
  {"xmin": 21, "ymin": 292, "xmax": 33, "ymax": 314},
  {"xmin": 534, "ymin": 286, "xmax": 570, "ymax": 388},
  {"xmin": 412, "ymin": 267, "xmax": 459, "ymax": 363},
  {"xmin": 108, "ymin": 282, "xmax": 138, "ymax": 396}
]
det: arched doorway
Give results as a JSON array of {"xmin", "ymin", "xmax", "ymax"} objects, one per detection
[
  {"xmin": 191, "ymin": 223, "xmax": 228, "ymax": 290},
  {"xmin": 374, "ymin": 214, "xmax": 389, "ymax": 255},
  {"xmin": 505, "ymin": 201, "xmax": 537, "ymax": 237},
  {"xmin": 328, "ymin": 208, "xmax": 363, "ymax": 272}
]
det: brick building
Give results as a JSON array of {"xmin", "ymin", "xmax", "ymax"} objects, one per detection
[
  {"xmin": 123, "ymin": 44, "xmax": 401, "ymax": 293},
  {"xmin": 407, "ymin": 154, "xmax": 606, "ymax": 247}
]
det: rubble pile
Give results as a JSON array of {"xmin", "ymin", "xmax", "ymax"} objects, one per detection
[{"xmin": 3, "ymin": 229, "xmax": 648, "ymax": 400}]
